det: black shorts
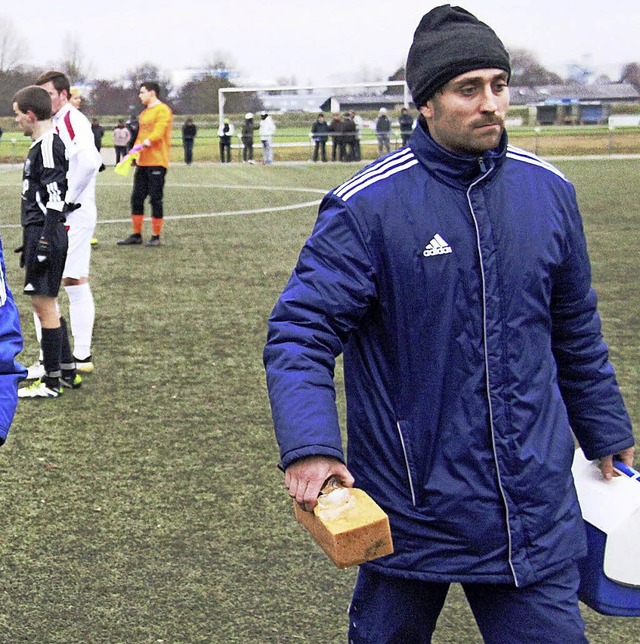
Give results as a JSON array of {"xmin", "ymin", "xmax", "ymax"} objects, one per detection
[{"xmin": 22, "ymin": 223, "xmax": 68, "ymax": 298}]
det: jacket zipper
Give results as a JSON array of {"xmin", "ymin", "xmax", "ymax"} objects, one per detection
[
  {"xmin": 396, "ymin": 421, "xmax": 417, "ymax": 506},
  {"xmin": 467, "ymin": 164, "xmax": 519, "ymax": 587}
]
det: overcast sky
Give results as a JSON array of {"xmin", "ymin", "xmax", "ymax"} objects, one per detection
[{"xmin": 4, "ymin": 0, "xmax": 639, "ymax": 87}]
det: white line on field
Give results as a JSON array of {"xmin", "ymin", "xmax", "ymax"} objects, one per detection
[
  {"xmin": 98, "ymin": 200, "xmax": 323, "ymax": 225},
  {"xmin": 0, "ymin": 182, "xmax": 326, "ymax": 229}
]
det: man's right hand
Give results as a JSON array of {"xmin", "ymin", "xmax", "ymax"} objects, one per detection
[
  {"xmin": 285, "ymin": 455, "xmax": 355, "ymax": 513},
  {"xmin": 14, "ymin": 245, "xmax": 24, "ymax": 268},
  {"xmin": 64, "ymin": 202, "xmax": 81, "ymax": 213}
]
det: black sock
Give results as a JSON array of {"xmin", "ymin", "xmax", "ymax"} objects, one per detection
[
  {"xmin": 59, "ymin": 317, "xmax": 76, "ymax": 374},
  {"xmin": 41, "ymin": 326, "xmax": 62, "ymax": 386}
]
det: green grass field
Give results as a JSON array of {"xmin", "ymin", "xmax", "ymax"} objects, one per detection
[{"xmin": 0, "ymin": 158, "xmax": 638, "ymax": 643}]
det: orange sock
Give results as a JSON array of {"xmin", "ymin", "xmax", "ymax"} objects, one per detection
[
  {"xmin": 131, "ymin": 214, "xmax": 144, "ymax": 235},
  {"xmin": 151, "ymin": 218, "xmax": 164, "ymax": 237}
]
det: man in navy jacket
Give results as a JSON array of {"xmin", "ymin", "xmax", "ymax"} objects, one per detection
[{"xmin": 264, "ymin": 6, "xmax": 634, "ymax": 642}]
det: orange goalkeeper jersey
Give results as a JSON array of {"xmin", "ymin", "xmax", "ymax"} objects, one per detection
[{"xmin": 136, "ymin": 101, "xmax": 173, "ymax": 168}]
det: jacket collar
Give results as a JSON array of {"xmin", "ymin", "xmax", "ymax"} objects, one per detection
[{"xmin": 408, "ymin": 116, "xmax": 507, "ymax": 189}]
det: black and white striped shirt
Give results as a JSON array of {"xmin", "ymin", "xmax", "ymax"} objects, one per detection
[{"xmin": 20, "ymin": 129, "xmax": 68, "ymax": 227}]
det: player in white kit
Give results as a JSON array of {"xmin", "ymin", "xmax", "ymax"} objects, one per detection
[{"xmin": 25, "ymin": 70, "xmax": 101, "ymax": 380}]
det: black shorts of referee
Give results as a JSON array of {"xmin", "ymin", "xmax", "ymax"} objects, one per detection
[{"xmin": 22, "ymin": 223, "xmax": 68, "ymax": 298}]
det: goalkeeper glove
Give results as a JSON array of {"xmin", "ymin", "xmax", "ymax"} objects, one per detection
[{"xmin": 64, "ymin": 202, "xmax": 82, "ymax": 213}]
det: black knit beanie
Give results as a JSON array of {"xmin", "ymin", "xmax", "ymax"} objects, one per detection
[{"xmin": 406, "ymin": 5, "xmax": 511, "ymax": 108}]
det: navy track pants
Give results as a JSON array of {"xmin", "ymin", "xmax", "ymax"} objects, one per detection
[{"xmin": 348, "ymin": 564, "xmax": 587, "ymax": 643}]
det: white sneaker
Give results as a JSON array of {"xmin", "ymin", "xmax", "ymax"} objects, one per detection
[
  {"xmin": 18, "ymin": 379, "xmax": 62, "ymax": 398},
  {"xmin": 74, "ymin": 355, "xmax": 94, "ymax": 373},
  {"xmin": 26, "ymin": 361, "xmax": 45, "ymax": 380}
]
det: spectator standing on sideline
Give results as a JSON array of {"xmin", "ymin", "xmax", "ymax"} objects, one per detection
[
  {"xmin": 218, "ymin": 118, "xmax": 234, "ymax": 163},
  {"xmin": 259, "ymin": 110, "xmax": 276, "ymax": 165},
  {"xmin": 241, "ymin": 113, "xmax": 258, "ymax": 163},
  {"xmin": 264, "ymin": 5, "xmax": 634, "ymax": 642},
  {"xmin": 310, "ymin": 113, "xmax": 329, "ymax": 162},
  {"xmin": 13, "ymin": 85, "xmax": 79, "ymax": 399},
  {"xmin": 117, "ymin": 82, "xmax": 173, "ymax": 248},
  {"xmin": 125, "ymin": 113, "xmax": 139, "ymax": 152},
  {"xmin": 113, "ymin": 119, "xmax": 131, "ymax": 164},
  {"xmin": 398, "ymin": 107, "xmax": 414, "ymax": 146},
  {"xmin": 375, "ymin": 107, "xmax": 391, "ymax": 155},
  {"xmin": 328, "ymin": 112, "xmax": 343, "ymax": 162},
  {"xmin": 182, "ymin": 117, "xmax": 197, "ymax": 165},
  {"xmin": 341, "ymin": 111, "xmax": 357, "ymax": 162},
  {"xmin": 91, "ymin": 118, "xmax": 105, "ymax": 152},
  {"xmin": 32, "ymin": 70, "xmax": 101, "ymax": 377},
  {"xmin": 349, "ymin": 109, "xmax": 363, "ymax": 161}
]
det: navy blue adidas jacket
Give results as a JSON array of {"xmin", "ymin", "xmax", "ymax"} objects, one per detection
[
  {"xmin": 264, "ymin": 122, "xmax": 634, "ymax": 586},
  {"xmin": 0, "ymin": 238, "xmax": 26, "ymax": 444}
]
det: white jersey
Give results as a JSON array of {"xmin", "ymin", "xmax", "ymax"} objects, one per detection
[
  {"xmin": 53, "ymin": 103, "xmax": 101, "ymax": 227},
  {"xmin": 259, "ymin": 116, "xmax": 276, "ymax": 142}
]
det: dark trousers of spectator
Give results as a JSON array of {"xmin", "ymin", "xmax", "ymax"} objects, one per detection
[
  {"xmin": 243, "ymin": 140, "xmax": 254, "ymax": 162},
  {"xmin": 313, "ymin": 140, "xmax": 327, "ymax": 162},
  {"xmin": 183, "ymin": 139, "xmax": 195, "ymax": 164},
  {"xmin": 219, "ymin": 141, "xmax": 231, "ymax": 163},
  {"xmin": 377, "ymin": 134, "xmax": 391, "ymax": 156},
  {"xmin": 331, "ymin": 138, "xmax": 341, "ymax": 162},
  {"xmin": 343, "ymin": 140, "xmax": 356, "ymax": 162},
  {"xmin": 401, "ymin": 133, "xmax": 411, "ymax": 147},
  {"xmin": 131, "ymin": 166, "xmax": 167, "ymax": 219},
  {"xmin": 115, "ymin": 146, "xmax": 128, "ymax": 164},
  {"xmin": 353, "ymin": 139, "xmax": 361, "ymax": 162}
]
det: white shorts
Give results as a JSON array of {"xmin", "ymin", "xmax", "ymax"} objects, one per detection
[{"xmin": 63, "ymin": 222, "xmax": 95, "ymax": 279}]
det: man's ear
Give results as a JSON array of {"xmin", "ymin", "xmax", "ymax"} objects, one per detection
[{"xmin": 419, "ymin": 102, "xmax": 433, "ymax": 120}]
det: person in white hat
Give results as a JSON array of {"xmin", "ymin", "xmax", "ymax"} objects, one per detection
[
  {"xmin": 241, "ymin": 113, "xmax": 258, "ymax": 163},
  {"xmin": 259, "ymin": 110, "xmax": 276, "ymax": 165}
]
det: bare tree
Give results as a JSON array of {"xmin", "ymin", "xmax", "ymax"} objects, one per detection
[
  {"xmin": 621, "ymin": 62, "xmax": 640, "ymax": 93},
  {"xmin": 90, "ymin": 79, "xmax": 136, "ymax": 116},
  {"xmin": 0, "ymin": 15, "xmax": 28, "ymax": 72},
  {"xmin": 0, "ymin": 67, "xmax": 43, "ymax": 115},
  {"xmin": 202, "ymin": 50, "xmax": 236, "ymax": 77},
  {"xmin": 59, "ymin": 34, "xmax": 92, "ymax": 84},
  {"xmin": 176, "ymin": 74, "xmax": 262, "ymax": 115},
  {"xmin": 127, "ymin": 62, "xmax": 173, "ymax": 97},
  {"xmin": 385, "ymin": 65, "xmax": 406, "ymax": 95},
  {"xmin": 508, "ymin": 48, "xmax": 563, "ymax": 86}
]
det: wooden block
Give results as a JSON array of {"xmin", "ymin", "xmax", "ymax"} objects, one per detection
[{"xmin": 293, "ymin": 486, "xmax": 394, "ymax": 569}]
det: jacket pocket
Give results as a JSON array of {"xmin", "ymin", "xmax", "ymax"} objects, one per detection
[{"xmin": 396, "ymin": 420, "xmax": 419, "ymax": 506}]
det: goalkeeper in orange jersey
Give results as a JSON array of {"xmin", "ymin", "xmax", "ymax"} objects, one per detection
[{"xmin": 117, "ymin": 81, "xmax": 173, "ymax": 248}]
